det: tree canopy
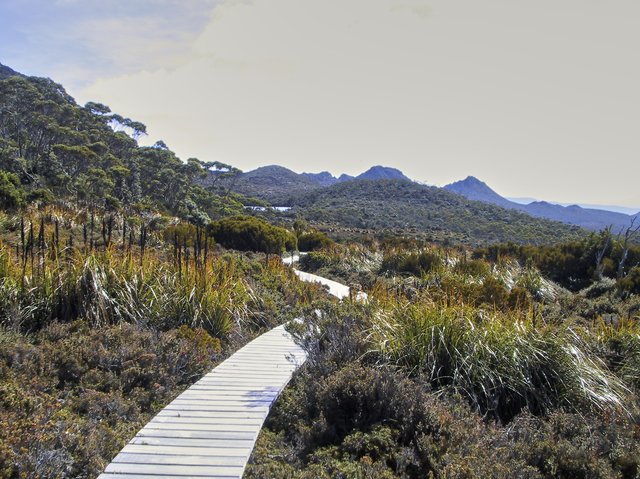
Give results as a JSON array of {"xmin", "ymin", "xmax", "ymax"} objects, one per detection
[{"xmin": 0, "ymin": 74, "xmax": 244, "ymax": 220}]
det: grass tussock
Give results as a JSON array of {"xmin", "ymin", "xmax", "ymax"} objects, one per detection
[
  {"xmin": 369, "ymin": 301, "xmax": 629, "ymax": 421},
  {"xmin": 0, "ymin": 243, "xmax": 252, "ymax": 338}
]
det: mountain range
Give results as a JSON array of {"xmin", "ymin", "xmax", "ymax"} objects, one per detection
[
  {"xmin": 444, "ymin": 176, "xmax": 639, "ymax": 232},
  {"xmin": 212, "ymin": 165, "xmax": 410, "ymax": 204},
  {"xmin": 214, "ymin": 164, "xmax": 638, "ymax": 233}
]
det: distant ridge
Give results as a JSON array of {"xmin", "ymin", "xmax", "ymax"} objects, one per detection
[
  {"xmin": 301, "ymin": 171, "xmax": 340, "ymax": 187},
  {"xmin": 509, "ymin": 197, "xmax": 640, "ymax": 216},
  {"xmin": 445, "ymin": 176, "xmax": 515, "ymax": 210},
  {"xmin": 214, "ymin": 164, "xmax": 411, "ymax": 204},
  {"xmin": 356, "ymin": 165, "xmax": 410, "ymax": 181},
  {"xmin": 445, "ymin": 176, "xmax": 638, "ymax": 232}
]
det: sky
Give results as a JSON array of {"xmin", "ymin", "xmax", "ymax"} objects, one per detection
[{"xmin": 1, "ymin": 0, "xmax": 639, "ymax": 209}]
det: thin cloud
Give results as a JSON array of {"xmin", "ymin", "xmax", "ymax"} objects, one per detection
[{"xmin": 0, "ymin": 0, "xmax": 219, "ymax": 87}]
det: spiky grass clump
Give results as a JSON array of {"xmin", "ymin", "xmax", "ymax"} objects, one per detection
[
  {"xmin": 0, "ymin": 243, "xmax": 252, "ymax": 339},
  {"xmin": 369, "ymin": 302, "xmax": 629, "ymax": 421}
]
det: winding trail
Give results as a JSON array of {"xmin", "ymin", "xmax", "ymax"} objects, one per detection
[{"xmin": 98, "ymin": 260, "xmax": 351, "ymax": 479}]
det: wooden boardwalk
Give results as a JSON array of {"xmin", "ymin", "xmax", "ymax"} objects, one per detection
[
  {"xmin": 98, "ymin": 324, "xmax": 306, "ymax": 478},
  {"xmin": 98, "ymin": 260, "xmax": 360, "ymax": 478}
]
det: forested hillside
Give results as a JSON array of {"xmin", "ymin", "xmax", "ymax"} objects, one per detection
[
  {"xmin": 291, "ymin": 179, "xmax": 584, "ymax": 245},
  {"xmin": 0, "ymin": 71, "xmax": 247, "ymax": 224}
]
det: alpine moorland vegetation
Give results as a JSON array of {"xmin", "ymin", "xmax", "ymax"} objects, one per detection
[
  {"xmin": 0, "ymin": 207, "xmax": 324, "ymax": 477},
  {"xmin": 247, "ymin": 238, "xmax": 640, "ymax": 479},
  {"xmin": 2, "ymin": 65, "xmax": 640, "ymax": 479}
]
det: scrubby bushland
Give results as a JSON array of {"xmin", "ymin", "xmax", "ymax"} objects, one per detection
[
  {"xmin": 0, "ymin": 321, "xmax": 221, "ymax": 477},
  {"xmin": 247, "ymin": 235, "xmax": 640, "ymax": 478},
  {"xmin": 247, "ymin": 302, "xmax": 640, "ymax": 479},
  {"xmin": 0, "ymin": 211, "xmax": 324, "ymax": 478}
]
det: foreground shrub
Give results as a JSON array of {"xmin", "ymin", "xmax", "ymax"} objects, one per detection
[
  {"xmin": 369, "ymin": 303, "xmax": 629, "ymax": 422},
  {"xmin": 248, "ymin": 301, "xmax": 640, "ymax": 479},
  {"xmin": 0, "ymin": 321, "xmax": 222, "ymax": 477},
  {"xmin": 208, "ymin": 215, "xmax": 296, "ymax": 256},
  {"xmin": 248, "ymin": 364, "xmax": 540, "ymax": 479}
]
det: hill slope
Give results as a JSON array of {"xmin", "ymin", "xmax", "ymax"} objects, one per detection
[
  {"xmin": 218, "ymin": 165, "xmax": 411, "ymax": 204},
  {"xmin": 356, "ymin": 165, "xmax": 410, "ymax": 181},
  {"xmin": 445, "ymin": 176, "xmax": 638, "ymax": 231},
  {"xmin": 292, "ymin": 179, "xmax": 583, "ymax": 245},
  {"xmin": 0, "ymin": 62, "xmax": 21, "ymax": 80},
  {"xmin": 214, "ymin": 165, "xmax": 323, "ymax": 204}
]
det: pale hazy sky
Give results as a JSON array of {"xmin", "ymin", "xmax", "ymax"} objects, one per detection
[{"xmin": 1, "ymin": 0, "xmax": 639, "ymax": 208}]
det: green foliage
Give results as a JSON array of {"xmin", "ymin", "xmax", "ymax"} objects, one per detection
[
  {"xmin": 0, "ymin": 171, "xmax": 24, "ymax": 208},
  {"xmin": 297, "ymin": 230, "xmax": 334, "ymax": 251},
  {"xmin": 209, "ymin": 215, "xmax": 296, "ymax": 256},
  {"xmin": 0, "ymin": 74, "xmax": 243, "ymax": 222}
]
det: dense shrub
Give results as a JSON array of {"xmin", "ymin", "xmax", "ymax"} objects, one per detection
[
  {"xmin": 209, "ymin": 215, "xmax": 296, "ymax": 256},
  {"xmin": 298, "ymin": 251, "xmax": 333, "ymax": 271},
  {"xmin": 297, "ymin": 230, "xmax": 333, "ymax": 251},
  {"xmin": 0, "ymin": 171, "xmax": 24, "ymax": 208},
  {"xmin": 248, "ymin": 364, "xmax": 540, "ymax": 479},
  {"xmin": 370, "ymin": 303, "xmax": 628, "ymax": 421},
  {"xmin": 248, "ymin": 298, "xmax": 640, "ymax": 479}
]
